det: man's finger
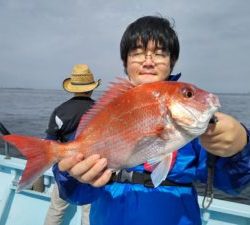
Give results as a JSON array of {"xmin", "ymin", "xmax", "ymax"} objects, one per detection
[
  {"xmin": 80, "ymin": 158, "xmax": 107, "ymax": 182},
  {"xmin": 69, "ymin": 154, "xmax": 101, "ymax": 177},
  {"xmin": 58, "ymin": 153, "xmax": 85, "ymax": 172},
  {"xmin": 91, "ymin": 169, "xmax": 112, "ymax": 187}
]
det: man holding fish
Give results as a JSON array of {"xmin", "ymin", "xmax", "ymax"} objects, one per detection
[
  {"xmin": 54, "ymin": 16, "xmax": 250, "ymax": 225},
  {"xmin": 2, "ymin": 16, "xmax": 250, "ymax": 225}
]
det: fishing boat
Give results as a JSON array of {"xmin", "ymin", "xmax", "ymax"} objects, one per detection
[{"xmin": 0, "ymin": 129, "xmax": 250, "ymax": 225}]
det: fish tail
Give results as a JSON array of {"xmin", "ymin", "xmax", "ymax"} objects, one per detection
[{"xmin": 1, "ymin": 134, "xmax": 58, "ymax": 192}]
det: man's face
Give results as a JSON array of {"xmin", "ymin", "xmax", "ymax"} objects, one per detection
[{"xmin": 126, "ymin": 40, "xmax": 171, "ymax": 85}]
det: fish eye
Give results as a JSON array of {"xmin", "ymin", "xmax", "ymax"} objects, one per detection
[{"xmin": 182, "ymin": 87, "xmax": 194, "ymax": 98}]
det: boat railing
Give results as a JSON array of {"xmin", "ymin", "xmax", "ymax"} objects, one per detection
[
  {"xmin": 0, "ymin": 152, "xmax": 82, "ymax": 225},
  {"xmin": 3, "ymin": 142, "xmax": 11, "ymax": 160}
]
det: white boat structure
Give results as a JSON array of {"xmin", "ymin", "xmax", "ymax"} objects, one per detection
[{"xmin": 0, "ymin": 146, "xmax": 250, "ymax": 225}]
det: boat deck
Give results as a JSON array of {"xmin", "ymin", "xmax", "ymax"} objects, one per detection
[{"xmin": 1, "ymin": 155, "xmax": 250, "ymax": 225}]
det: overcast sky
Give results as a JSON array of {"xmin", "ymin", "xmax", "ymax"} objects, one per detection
[{"xmin": 0, "ymin": 0, "xmax": 249, "ymax": 93}]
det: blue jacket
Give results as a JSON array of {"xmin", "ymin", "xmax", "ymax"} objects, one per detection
[
  {"xmin": 53, "ymin": 135, "xmax": 250, "ymax": 225},
  {"xmin": 53, "ymin": 75, "xmax": 250, "ymax": 225}
]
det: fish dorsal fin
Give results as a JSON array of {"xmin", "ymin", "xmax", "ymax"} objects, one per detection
[{"xmin": 75, "ymin": 77, "xmax": 135, "ymax": 138}]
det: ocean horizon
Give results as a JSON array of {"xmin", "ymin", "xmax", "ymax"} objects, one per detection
[{"xmin": 1, "ymin": 86, "xmax": 250, "ymax": 95}]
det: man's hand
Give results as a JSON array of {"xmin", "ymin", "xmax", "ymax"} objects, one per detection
[
  {"xmin": 58, "ymin": 153, "xmax": 112, "ymax": 187},
  {"xmin": 200, "ymin": 112, "xmax": 248, "ymax": 157}
]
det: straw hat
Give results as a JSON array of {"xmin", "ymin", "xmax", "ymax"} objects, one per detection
[{"xmin": 63, "ymin": 64, "xmax": 101, "ymax": 93}]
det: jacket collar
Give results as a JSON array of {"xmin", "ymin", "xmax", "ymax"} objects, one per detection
[{"xmin": 168, "ymin": 73, "xmax": 181, "ymax": 81}]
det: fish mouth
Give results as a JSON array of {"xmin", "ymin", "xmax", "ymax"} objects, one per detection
[
  {"xmin": 181, "ymin": 107, "xmax": 219, "ymax": 135},
  {"xmin": 198, "ymin": 107, "xmax": 219, "ymax": 125},
  {"xmin": 207, "ymin": 93, "xmax": 221, "ymax": 108},
  {"xmin": 171, "ymin": 102, "xmax": 220, "ymax": 136},
  {"xmin": 191, "ymin": 94, "xmax": 221, "ymax": 126}
]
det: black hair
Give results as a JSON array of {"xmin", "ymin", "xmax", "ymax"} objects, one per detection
[{"xmin": 120, "ymin": 16, "xmax": 180, "ymax": 72}]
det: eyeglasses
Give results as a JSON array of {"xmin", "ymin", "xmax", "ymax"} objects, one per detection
[{"xmin": 128, "ymin": 49, "xmax": 169, "ymax": 64}]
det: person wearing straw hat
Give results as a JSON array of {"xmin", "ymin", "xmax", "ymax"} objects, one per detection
[{"xmin": 44, "ymin": 64, "xmax": 101, "ymax": 225}]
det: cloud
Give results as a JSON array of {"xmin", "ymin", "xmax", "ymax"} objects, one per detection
[{"xmin": 0, "ymin": 0, "xmax": 249, "ymax": 92}]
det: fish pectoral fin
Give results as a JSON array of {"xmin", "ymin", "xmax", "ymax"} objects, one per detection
[{"xmin": 150, "ymin": 153, "xmax": 173, "ymax": 188}]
